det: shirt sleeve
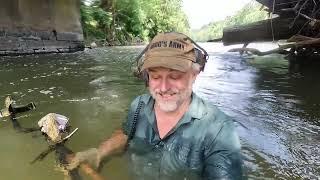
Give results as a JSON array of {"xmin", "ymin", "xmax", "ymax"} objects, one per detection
[{"xmin": 203, "ymin": 118, "xmax": 243, "ymax": 180}]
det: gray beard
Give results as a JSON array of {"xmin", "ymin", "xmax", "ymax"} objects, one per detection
[{"xmin": 150, "ymin": 88, "xmax": 192, "ymax": 113}]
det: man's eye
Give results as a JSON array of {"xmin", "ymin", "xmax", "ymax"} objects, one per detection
[
  {"xmin": 170, "ymin": 75, "xmax": 182, "ymax": 80},
  {"xmin": 150, "ymin": 76, "xmax": 160, "ymax": 80}
]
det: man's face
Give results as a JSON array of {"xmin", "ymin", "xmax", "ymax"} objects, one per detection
[{"xmin": 147, "ymin": 67, "xmax": 197, "ymax": 112}]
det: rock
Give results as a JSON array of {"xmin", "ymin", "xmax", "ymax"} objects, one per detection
[{"xmin": 90, "ymin": 42, "xmax": 97, "ymax": 48}]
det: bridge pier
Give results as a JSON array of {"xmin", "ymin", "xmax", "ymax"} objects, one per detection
[{"xmin": 0, "ymin": 0, "xmax": 84, "ymax": 56}]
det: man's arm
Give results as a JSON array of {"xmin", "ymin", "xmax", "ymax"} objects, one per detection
[
  {"xmin": 203, "ymin": 120, "xmax": 243, "ymax": 180},
  {"xmin": 68, "ymin": 95, "xmax": 142, "ymax": 170},
  {"xmin": 67, "ymin": 129, "xmax": 128, "ymax": 170},
  {"xmin": 98, "ymin": 129, "xmax": 128, "ymax": 159}
]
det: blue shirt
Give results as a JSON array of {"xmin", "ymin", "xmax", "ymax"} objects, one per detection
[{"xmin": 123, "ymin": 93, "xmax": 242, "ymax": 180}]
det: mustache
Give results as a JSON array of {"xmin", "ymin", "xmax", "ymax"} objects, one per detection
[{"xmin": 154, "ymin": 89, "xmax": 179, "ymax": 96}]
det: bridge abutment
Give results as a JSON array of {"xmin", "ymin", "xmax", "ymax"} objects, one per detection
[{"xmin": 0, "ymin": 0, "xmax": 84, "ymax": 55}]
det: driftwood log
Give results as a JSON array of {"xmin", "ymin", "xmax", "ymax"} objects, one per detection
[
  {"xmin": 228, "ymin": 35, "xmax": 320, "ymax": 56},
  {"xmin": 5, "ymin": 101, "xmax": 105, "ymax": 180},
  {"xmin": 222, "ymin": 17, "xmax": 306, "ymax": 45}
]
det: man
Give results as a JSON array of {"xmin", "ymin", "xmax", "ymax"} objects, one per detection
[{"xmin": 68, "ymin": 32, "xmax": 242, "ymax": 179}]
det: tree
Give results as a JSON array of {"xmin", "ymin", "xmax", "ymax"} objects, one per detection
[
  {"xmin": 81, "ymin": 0, "xmax": 189, "ymax": 45},
  {"xmin": 191, "ymin": 1, "xmax": 268, "ymax": 42}
]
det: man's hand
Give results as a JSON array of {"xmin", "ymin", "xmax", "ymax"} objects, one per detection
[
  {"xmin": 67, "ymin": 148, "xmax": 100, "ymax": 170},
  {"xmin": 67, "ymin": 129, "xmax": 128, "ymax": 170}
]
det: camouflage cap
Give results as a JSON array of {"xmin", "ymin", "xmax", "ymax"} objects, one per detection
[{"xmin": 141, "ymin": 32, "xmax": 197, "ymax": 72}]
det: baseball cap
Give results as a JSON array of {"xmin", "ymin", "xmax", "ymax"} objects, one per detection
[{"xmin": 141, "ymin": 32, "xmax": 197, "ymax": 72}]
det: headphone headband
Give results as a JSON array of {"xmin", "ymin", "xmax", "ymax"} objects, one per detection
[{"xmin": 134, "ymin": 32, "xmax": 209, "ymax": 76}]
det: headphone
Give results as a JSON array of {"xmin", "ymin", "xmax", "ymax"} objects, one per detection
[{"xmin": 133, "ymin": 32, "xmax": 209, "ymax": 85}]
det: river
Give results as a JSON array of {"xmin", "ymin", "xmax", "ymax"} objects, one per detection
[{"xmin": 0, "ymin": 43, "xmax": 319, "ymax": 179}]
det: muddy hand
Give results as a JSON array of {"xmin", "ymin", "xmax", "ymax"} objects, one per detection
[{"xmin": 67, "ymin": 148, "xmax": 100, "ymax": 170}]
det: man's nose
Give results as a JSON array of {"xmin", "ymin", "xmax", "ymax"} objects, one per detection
[{"xmin": 159, "ymin": 78, "xmax": 170, "ymax": 92}]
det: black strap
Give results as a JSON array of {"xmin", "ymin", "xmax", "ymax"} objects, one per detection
[{"xmin": 128, "ymin": 97, "xmax": 145, "ymax": 140}]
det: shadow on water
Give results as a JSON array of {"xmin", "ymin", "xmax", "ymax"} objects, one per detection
[
  {"xmin": 244, "ymin": 55, "xmax": 320, "ymax": 179},
  {"xmin": 0, "ymin": 44, "xmax": 319, "ymax": 179}
]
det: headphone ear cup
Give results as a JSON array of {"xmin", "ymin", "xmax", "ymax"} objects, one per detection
[
  {"xmin": 195, "ymin": 49, "xmax": 207, "ymax": 71},
  {"xmin": 142, "ymin": 71, "xmax": 149, "ymax": 87}
]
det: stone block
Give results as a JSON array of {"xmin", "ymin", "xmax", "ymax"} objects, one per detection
[
  {"xmin": 43, "ymin": 40, "xmax": 69, "ymax": 49},
  {"xmin": 56, "ymin": 32, "xmax": 83, "ymax": 41},
  {"xmin": 0, "ymin": 29, "xmax": 5, "ymax": 37},
  {"xmin": 21, "ymin": 35, "xmax": 41, "ymax": 41},
  {"xmin": 0, "ymin": 37, "xmax": 20, "ymax": 50},
  {"xmin": 26, "ymin": 40, "xmax": 45, "ymax": 50},
  {"xmin": 0, "ymin": 50, "xmax": 7, "ymax": 55},
  {"xmin": 34, "ymin": 48, "xmax": 58, "ymax": 53},
  {"xmin": 3, "ymin": 50, "xmax": 20, "ymax": 55},
  {"xmin": 19, "ymin": 49, "xmax": 35, "ymax": 55},
  {"xmin": 37, "ymin": 31, "xmax": 55, "ymax": 40},
  {"xmin": 18, "ymin": 40, "xmax": 28, "ymax": 50},
  {"xmin": 7, "ymin": 28, "xmax": 31, "ymax": 38}
]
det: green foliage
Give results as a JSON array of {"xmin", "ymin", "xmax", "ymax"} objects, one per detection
[
  {"xmin": 80, "ymin": 1, "xmax": 112, "ymax": 39},
  {"xmin": 190, "ymin": 1, "xmax": 268, "ymax": 42},
  {"xmin": 80, "ymin": 0, "xmax": 189, "ymax": 45},
  {"xmin": 139, "ymin": 0, "xmax": 189, "ymax": 38},
  {"xmin": 80, "ymin": 0, "xmax": 267, "ymax": 44}
]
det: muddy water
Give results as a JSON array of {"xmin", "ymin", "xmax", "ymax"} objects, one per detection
[{"xmin": 0, "ymin": 44, "xmax": 319, "ymax": 179}]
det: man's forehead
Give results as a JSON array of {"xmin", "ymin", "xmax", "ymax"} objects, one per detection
[{"xmin": 147, "ymin": 67, "xmax": 185, "ymax": 73}]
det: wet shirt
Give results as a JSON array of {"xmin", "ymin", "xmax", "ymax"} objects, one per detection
[{"xmin": 122, "ymin": 93, "xmax": 242, "ymax": 180}]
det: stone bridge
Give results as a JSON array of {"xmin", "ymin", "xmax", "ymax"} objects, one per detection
[{"xmin": 0, "ymin": 0, "xmax": 84, "ymax": 55}]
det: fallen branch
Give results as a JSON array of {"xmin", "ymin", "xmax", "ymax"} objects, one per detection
[
  {"xmin": 281, "ymin": 0, "xmax": 303, "ymax": 13},
  {"xmin": 294, "ymin": 37, "xmax": 320, "ymax": 45},
  {"xmin": 299, "ymin": 13, "xmax": 315, "ymax": 21},
  {"xmin": 31, "ymin": 112, "xmax": 105, "ymax": 180},
  {"xmin": 290, "ymin": 0, "xmax": 311, "ymax": 28},
  {"xmin": 228, "ymin": 36, "xmax": 320, "ymax": 56},
  {"xmin": 31, "ymin": 136, "xmax": 105, "ymax": 180},
  {"xmin": 287, "ymin": 35, "xmax": 316, "ymax": 42},
  {"xmin": 239, "ymin": 43, "xmax": 249, "ymax": 55},
  {"xmin": 228, "ymin": 47, "xmax": 289, "ymax": 56}
]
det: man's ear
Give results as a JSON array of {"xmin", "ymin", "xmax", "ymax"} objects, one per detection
[
  {"xmin": 191, "ymin": 71, "xmax": 199, "ymax": 83},
  {"xmin": 193, "ymin": 68, "xmax": 200, "ymax": 76}
]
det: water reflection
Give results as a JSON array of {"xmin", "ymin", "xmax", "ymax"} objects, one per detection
[
  {"xmin": 195, "ymin": 51, "xmax": 320, "ymax": 179},
  {"xmin": 0, "ymin": 45, "xmax": 319, "ymax": 179},
  {"xmin": 247, "ymin": 55, "xmax": 320, "ymax": 179}
]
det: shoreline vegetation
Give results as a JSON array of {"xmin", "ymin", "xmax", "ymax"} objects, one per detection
[
  {"xmin": 81, "ymin": 0, "xmax": 189, "ymax": 46},
  {"xmin": 81, "ymin": 0, "xmax": 267, "ymax": 46},
  {"xmin": 190, "ymin": 2, "xmax": 268, "ymax": 42}
]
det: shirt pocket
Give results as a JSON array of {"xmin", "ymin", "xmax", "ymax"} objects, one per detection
[
  {"xmin": 173, "ymin": 140, "xmax": 203, "ymax": 170},
  {"xmin": 129, "ymin": 137, "xmax": 155, "ymax": 155}
]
